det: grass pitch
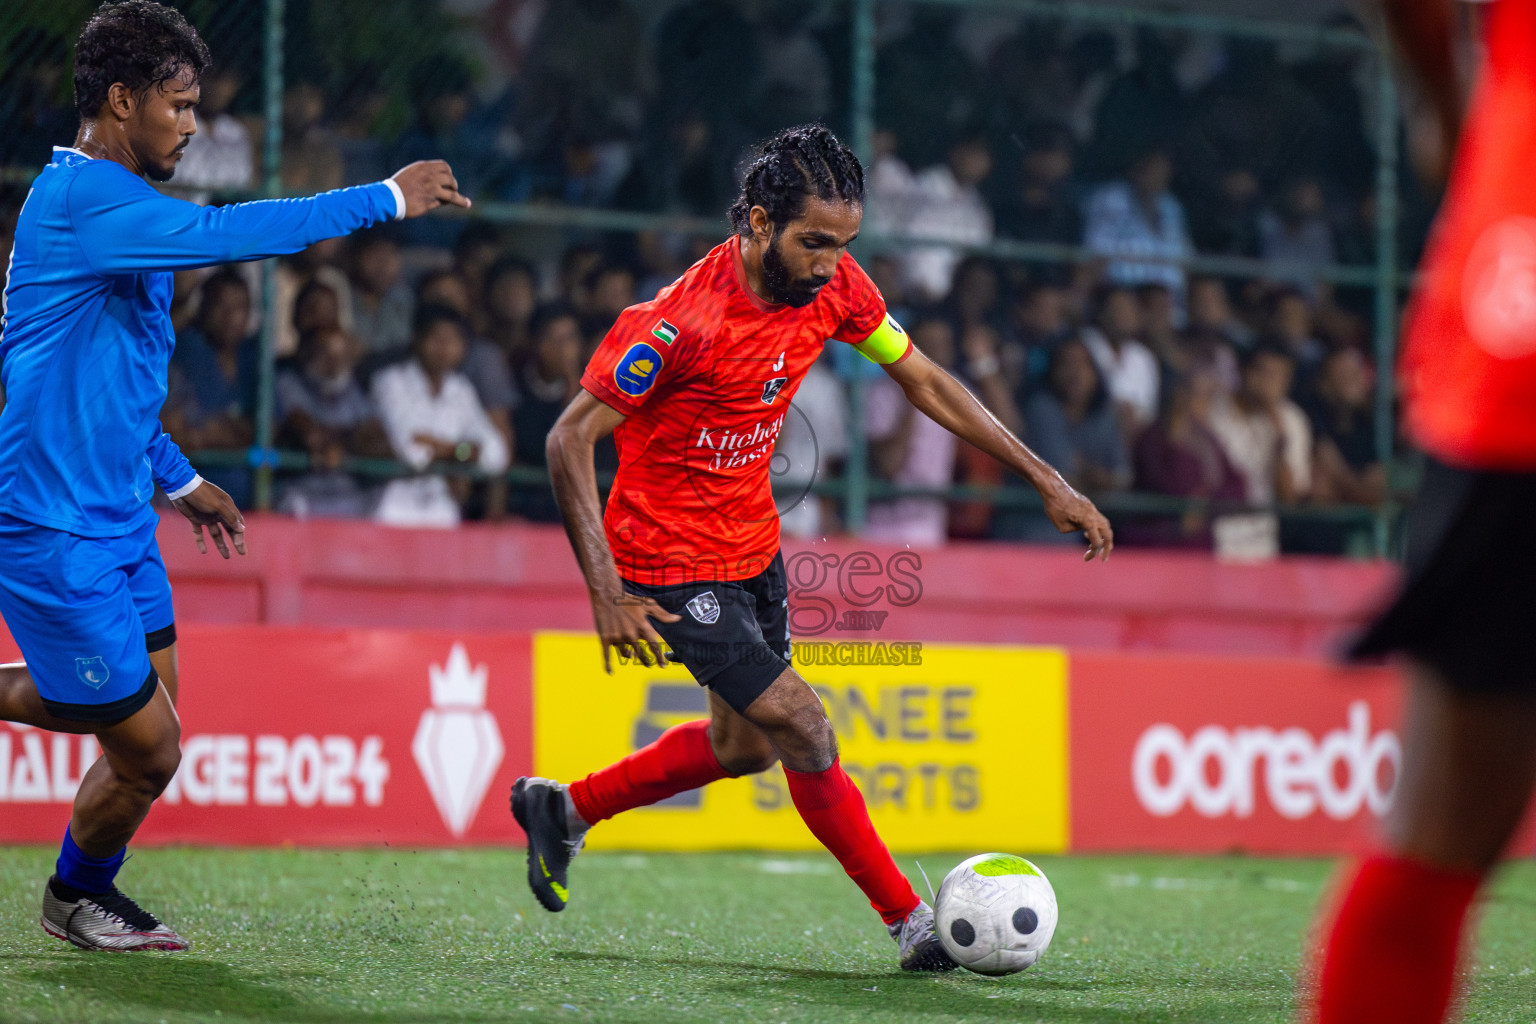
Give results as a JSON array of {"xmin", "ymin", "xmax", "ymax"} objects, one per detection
[{"xmin": 1, "ymin": 848, "xmax": 1535, "ymax": 1023}]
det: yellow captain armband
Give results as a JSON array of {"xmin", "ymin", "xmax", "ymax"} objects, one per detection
[{"xmin": 852, "ymin": 313, "xmax": 914, "ymax": 365}]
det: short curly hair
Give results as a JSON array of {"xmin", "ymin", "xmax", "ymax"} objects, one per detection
[
  {"xmin": 73, "ymin": 1, "xmax": 211, "ymax": 119},
  {"xmin": 727, "ymin": 125, "xmax": 865, "ymax": 237}
]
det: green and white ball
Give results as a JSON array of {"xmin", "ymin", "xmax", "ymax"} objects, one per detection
[{"xmin": 934, "ymin": 853, "xmax": 1058, "ymax": 976}]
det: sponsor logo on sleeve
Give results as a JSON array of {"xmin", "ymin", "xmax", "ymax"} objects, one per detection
[{"xmin": 614, "ymin": 342, "xmax": 664, "ymax": 397}]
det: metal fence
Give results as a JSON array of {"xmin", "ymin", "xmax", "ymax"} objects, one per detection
[{"xmin": 0, "ymin": 0, "xmax": 1408, "ymax": 556}]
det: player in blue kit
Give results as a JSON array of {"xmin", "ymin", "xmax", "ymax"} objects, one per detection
[{"xmin": 0, "ymin": 0, "xmax": 468, "ymax": 950}]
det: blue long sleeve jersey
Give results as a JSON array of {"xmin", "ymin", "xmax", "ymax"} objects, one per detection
[{"xmin": 0, "ymin": 147, "xmax": 403, "ymax": 537}]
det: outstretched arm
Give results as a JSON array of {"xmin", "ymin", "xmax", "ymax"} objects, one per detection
[
  {"xmin": 881, "ymin": 347, "xmax": 1113, "ymax": 560},
  {"xmin": 69, "ymin": 160, "xmax": 469, "ymax": 276},
  {"xmin": 546, "ymin": 389, "xmax": 679, "ymax": 671}
]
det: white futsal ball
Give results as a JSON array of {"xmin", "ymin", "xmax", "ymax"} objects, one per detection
[{"xmin": 934, "ymin": 853, "xmax": 1058, "ymax": 976}]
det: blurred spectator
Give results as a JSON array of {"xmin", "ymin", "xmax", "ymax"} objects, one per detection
[
  {"xmin": 947, "ymin": 257, "xmax": 1005, "ymax": 334},
  {"xmin": 294, "ymin": 277, "xmax": 345, "ymax": 339},
  {"xmin": 864, "ymin": 317, "xmax": 960, "ymax": 546},
  {"xmin": 994, "ymin": 335, "xmax": 1127, "ymax": 544},
  {"xmin": 582, "ymin": 263, "xmax": 638, "ymax": 342},
  {"xmin": 1002, "ymin": 280, "xmax": 1073, "ymax": 392},
  {"xmin": 778, "ymin": 347, "xmax": 850, "ymax": 540},
  {"xmin": 1084, "ymin": 147, "xmax": 1193, "ymax": 303},
  {"xmin": 414, "ymin": 270, "xmax": 516, "ymax": 457},
  {"xmin": 875, "ymin": 10, "xmax": 983, "ymax": 169},
  {"xmin": 1024, "ymin": 336, "xmax": 1130, "ymax": 493},
  {"xmin": 1305, "ymin": 347, "xmax": 1385, "ymax": 506},
  {"xmin": 950, "ymin": 324, "xmax": 1018, "ymax": 540},
  {"xmin": 1263, "ymin": 287, "xmax": 1327, "ymax": 389},
  {"xmin": 992, "ymin": 120, "xmax": 1082, "ymax": 248},
  {"xmin": 633, "ymin": 231, "xmax": 692, "ymax": 301},
  {"xmin": 1186, "ymin": 166, "xmax": 1263, "ymax": 257},
  {"xmin": 346, "ymin": 229, "xmax": 413, "ymax": 355},
  {"xmin": 1257, "ymin": 177, "xmax": 1336, "ymax": 297},
  {"xmin": 172, "ymin": 69, "xmax": 252, "ymax": 194},
  {"xmin": 1136, "ymin": 283, "xmax": 1183, "ymax": 370},
  {"xmin": 1129, "ymin": 368, "xmax": 1246, "ymax": 548},
  {"xmin": 280, "ymin": 81, "xmax": 345, "ymax": 194},
  {"xmin": 1087, "ymin": 29, "xmax": 1189, "ymax": 181},
  {"xmin": 865, "ymin": 129, "xmax": 919, "ymax": 240},
  {"xmin": 372, "ymin": 305, "xmax": 510, "ymax": 527},
  {"xmin": 510, "ymin": 304, "xmax": 584, "ymax": 522},
  {"xmin": 898, "ymin": 132, "xmax": 995, "ymax": 304},
  {"xmin": 752, "ymin": 2, "xmax": 833, "ymax": 129},
  {"xmin": 452, "ymin": 223, "xmax": 506, "ymax": 336},
  {"xmin": 274, "ymin": 239, "xmax": 352, "ymax": 358},
  {"xmin": 1186, "ymin": 275, "xmax": 1255, "ymax": 351},
  {"xmin": 485, "ymin": 256, "xmax": 540, "ymax": 371},
  {"xmin": 1179, "ymin": 39, "xmax": 1326, "ymax": 209},
  {"xmin": 395, "ymin": 55, "xmax": 494, "ymax": 202},
  {"xmin": 166, "ymin": 269, "xmax": 258, "ymax": 505},
  {"xmin": 515, "ymin": 0, "xmax": 643, "ymax": 205},
  {"xmin": 1081, "ymin": 285, "xmax": 1160, "ymax": 433},
  {"xmin": 274, "ymin": 326, "xmax": 392, "ymax": 518},
  {"xmin": 1208, "ymin": 344, "xmax": 1312, "ymax": 505},
  {"xmin": 558, "ymin": 245, "xmax": 605, "ymax": 321}
]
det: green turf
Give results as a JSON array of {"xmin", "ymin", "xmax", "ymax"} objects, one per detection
[{"xmin": 1, "ymin": 848, "xmax": 1535, "ymax": 1023}]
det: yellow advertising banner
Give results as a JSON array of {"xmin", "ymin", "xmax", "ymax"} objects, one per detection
[{"xmin": 532, "ymin": 632, "xmax": 1068, "ymax": 853}]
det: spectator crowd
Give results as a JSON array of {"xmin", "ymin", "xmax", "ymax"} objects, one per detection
[{"xmin": 0, "ymin": 2, "xmax": 1404, "ymax": 554}]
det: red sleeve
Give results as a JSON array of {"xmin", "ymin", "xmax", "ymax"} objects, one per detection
[
  {"xmin": 580, "ymin": 305, "xmax": 680, "ymax": 415},
  {"xmin": 829, "ymin": 255, "xmax": 889, "ymax": 344}
]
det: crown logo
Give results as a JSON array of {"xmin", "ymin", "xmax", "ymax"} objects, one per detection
[{"xmin": 429, "ymin": 643, "xmax": 488, "ymax": 708}]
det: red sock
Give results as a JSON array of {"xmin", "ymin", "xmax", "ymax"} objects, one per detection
[
  {"xmin": 1310, "ymin": 854, "xmax": 1482, "ymax": 1024},
  {"xmin": 569, "ymin": 720, "xmax": 730, "ymax": 825},
  {"xmin": 784, "ymin": 759, "xmax": 920, "ymax": 925}
]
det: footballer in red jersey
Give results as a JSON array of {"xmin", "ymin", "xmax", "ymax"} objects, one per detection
[
  {"xmin": 511, "ymin": 126, "xmax": 1110, "ymax": 971},
  {"xmin": 1304, "ymin": 2, "xmax": 1536, "ymax": 1022}
]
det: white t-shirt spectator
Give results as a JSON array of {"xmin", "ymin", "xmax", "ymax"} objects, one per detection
[
  {"xmin": 1083, "ymin": 181, "xmax": 1192, "ymax": 302},
  {"xmin": 1081, "ymin": 327, "xmax": 1161, "ymax": 429},
  {"xmin": 893, "ymin": 164, "xmax": 994, "ymax": 304},
  {"xmin": 371, "ymin": 360, "xmax": 510, "ymax": 527},
  {"xmin": 777, "ymin": 357, "xmax": 848, "ymax": 539},
  {"xmin": 862, "ymin": 375, "xmax": 957, "ymax": 546},
  {"xmin": 1207, "ymin": 397, "xmax": 1312, "ymax": 505},
  {"xmin": 174, "ymin": 112, "xmax": 253, "ymax": 192}
]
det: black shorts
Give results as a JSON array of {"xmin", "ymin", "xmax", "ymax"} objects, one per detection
[
  {"xmin": 622, "ymin": 551, "xmax": 791, "ymax": 714},
  {"xmin": 1350, "ymin": 456, "xmax": 1536, "ymax": 691}
]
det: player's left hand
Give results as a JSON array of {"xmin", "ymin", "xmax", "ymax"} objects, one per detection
[
  {"xmin": 172, "ymin": 480, "xmax": 247, "ymax": 559},
  {"xmin": 1041, "ymin": 482, "xmax": 1113, "ymax": 562},
  {"xmin": 390, "ymin": 160, "xmax": 472, "ymax": 217}
]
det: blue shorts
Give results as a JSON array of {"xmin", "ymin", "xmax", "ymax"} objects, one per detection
[{"xmin": 0, "ymin": 513, "xmax": 175, "ymax": 722}]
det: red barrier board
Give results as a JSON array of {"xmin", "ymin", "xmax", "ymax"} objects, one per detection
[
  {"xmin": 1069, "ymin": 653, "xmax": 1406, "ymax": 854},
  {"xmin": 0, "ymin": 626, "xmax": 532, "ymax": 846}
]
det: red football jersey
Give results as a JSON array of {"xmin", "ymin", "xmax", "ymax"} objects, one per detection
[
  {"xmin": 580, "ymin": 239, "xmax": 905, "ymax": 584},
  {"xmin": 1400, "ymin": 0, "xmax": 1536, "ymax": 468}
]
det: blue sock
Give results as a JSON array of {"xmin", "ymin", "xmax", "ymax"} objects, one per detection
[{"xmin": 56, "ymin": 827, "xmax": 125, "ymax": 894}]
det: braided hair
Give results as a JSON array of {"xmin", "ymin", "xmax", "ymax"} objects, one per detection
[{"xmin": 727, "ymin": 125, "xmax": 865, "ymax": 237}]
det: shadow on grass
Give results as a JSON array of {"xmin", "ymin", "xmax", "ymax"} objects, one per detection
[
  {"xmin": 549, "ymin": 950, "xmax": 1228, "ymax": 1024},
  {"xmin": 11, "ymin": 954, "xmax": 503, "ymax": 1024}
]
